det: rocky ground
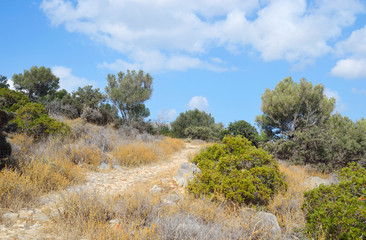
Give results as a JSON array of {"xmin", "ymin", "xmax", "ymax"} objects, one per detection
[{"xmin": 0, "ymin": 142, "xmax": 203, "ymax": 240}]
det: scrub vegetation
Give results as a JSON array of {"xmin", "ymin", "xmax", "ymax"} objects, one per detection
[{"xmin": 1, "ymin": 67, "xmax": 365, "ymax": 239}]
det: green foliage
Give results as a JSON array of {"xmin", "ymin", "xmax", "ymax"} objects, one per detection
[
  {"xmin": 266, "ymin": 113, "xmax": 366, "ymax": 172},
  {"xmin": 184, "ymin": 126, "xmax": 215, "ymax": 141},
  {"xmin": 256, "ymin": 77, "xmax": 335, "ymax": 140},
  {"xmin": 171, "ymin": 109, "xmax": 223, "ymax": 140},
  {"xmin": 303, "ymin": 163, "xmax": 366, "ymax": 239},
  {"xmin": 72, "ymin": 85, "xmax": 107, "ymax": 114},
  {"xmin": 0, "ymin": 88, "xmax": 30, "ymax": 113},
  {"xmin": 12, "ymin": 66, "xmax": 60, "ymax": 101},
  {"xmin": 255, "ymin": 77, "xmax": 364, "ymax": 171},
  {"xmin": 105, "ymin": 69, "xmax": 152, "ymax": 123},
  {"xmin": 0, "ymin": 75, "xmax": 9, "ymax": 88},
  {"xmin": 14, "ymin": 103, "xmax": 70, "ymax": 139},
  {"xmin": 227, "ymin": 120, "xmax": 260, "ymax": 146},
  {"xmin": 188, "ymin": 136, "xmax": 287, "ymax": 206},
  {"xmin": 157, "ymin": 125, "xmax": 172, "ymax": 137},
  {"xmin": 0, "ymin": 110, "xmax": 11, "ymax": 164}
]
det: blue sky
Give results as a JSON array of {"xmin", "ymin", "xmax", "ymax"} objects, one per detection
[{"xmin": 1, "ymin": 0, "xmax": 366, "ymax": 126}]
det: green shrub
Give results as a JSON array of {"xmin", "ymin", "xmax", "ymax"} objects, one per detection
[
  {"xmin": 171, "ymin": 109, "xmax": 224, "ymax": 141},
  {"xmin": 14, "ymin": 103, "xmax": 70, "ymax": 139},
  {"xmin": 0, "ymin": 88, "xmax": 29, "ymax": 113},
  {"xmin": 184, "ymin": 126, "xmax": 215, "ymax": 141},
  {"xmin": 0, "ymin": 110, "xmax": 11, "ymax": 167},
  {"xmin": 302, "ymin": 163, "xmax": 366, "ymax": 239},
  {"xmin": 227, "ymin": 120, "xmax": 260, "ymax": 146},
  {"xmin": 188, "ymin": 136, "xmax": 287, "ymax": 206}
]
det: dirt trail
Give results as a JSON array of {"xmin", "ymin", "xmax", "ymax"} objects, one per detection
[{"xmin": 0, "ymin": 142, "xmax": 203, "ymax": 239}]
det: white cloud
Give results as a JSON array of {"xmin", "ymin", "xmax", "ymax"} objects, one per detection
[
  {"xmin": 188, "ymin": 96, "xmax": 209, "ymax": 111},
  {"xmin": 331, "ymin": 26, "xmax": 366, "ymax": 79},
  {"xmin": 41, "ymin": 0, "xmax": 365, "ymax": 71},
  {"xmin": 331, "ymin": 58, "xmax": 366, "ymax": 79},
  {"xmin": 324, "ymin": 88, "xmax": 347, "ymax": 113},
  {"xmin": 98, "ymin": 51, "xmax": 227, "ymax": 73},
  {"xmin": 352, "ymin": 88, "xmax": 366, "ymax": 95},
  {"xmin": 157, "ymin": 108, "xmax": 177, "ymax": 122},
  {"xmin": 8, "ymin": 79, "xmax": 15, "ymax": 90},
  {"xmin": 52, "ymin": 66, "xmax": 94, "ymax": 92}
]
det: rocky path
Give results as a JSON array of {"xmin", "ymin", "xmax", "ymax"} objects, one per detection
[{"xmin": 0, "ymin": 142, "xmax": 203, "ymax": 240}]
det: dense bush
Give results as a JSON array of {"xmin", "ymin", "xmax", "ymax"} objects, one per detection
[
  {"xmin": 188, "ymin": 136, "xmax": 287, "ymax": 206},
  {"xmin": 0, "ymin": 110, "xmax": 11, "ymax": 167},
  {"xmin": 302, "ymin": 163, "xmax": 366, "ymax": 239},
  {"xmin": 0, "ymin": 88, "xmax": 29, "ymax": 113},
  {"xmin": 227, "ymin": 120, "xmax": 260, "ymax": 146},
  {"xmin": 81, "ymin": 107, "xmax": 103, "ymax": 125},
  {"xmin": 171, "ymin": 109, "xmax": 223, "ymax": 141},
  {"xmin": 14, "ymin": 103, "xmax": 70, "ymax": 139},
  {"xmin": 265, "ymin": 114, "xmax": 366, "ymax": 172},
  {"xmin": 184, "ymin": 126, "xmax": 215, "ymax": 141}
]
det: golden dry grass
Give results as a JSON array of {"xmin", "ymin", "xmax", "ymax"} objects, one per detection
[
  {"xmin": 1, "ymin": 120, "xmax": 186, "ymax": 211},
  {"xmin": 0, "ymin": 158, "xmax": 83, "ymax": 210},
  {"xmin": 267, "ymin": 161, "xmax": 328, "ymax": 238},
  {"xmin": 110, "ymin": 137, "xmax": 184, "ymax": 167},
  {"xmin": 50, "ymin": 184, "xmax": 287, "ymax": 240}
]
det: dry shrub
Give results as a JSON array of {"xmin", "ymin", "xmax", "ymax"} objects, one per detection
[
  {"xmin": 55, "ymin": 191, "xmax": 115, "ymax": 240},
  {"xmin": 7, "ymin": 133, "xmax": 34, "ymax": 161},
  {"xmin": 68, "ymin": 144, "xmax": 102, "ymax": 167},
  {"xmin": 0, "ymin": 168, "xmax": 35, "ymax": 209},
  {"xmin": 157, "ymin": 137, "xmax": 184, "ymax": 156},
  {"xmin": 51, "ymin": 186, "xmax": 285, "ymax": 240},
  {"xmin": 110, "ymin": 137, "xmax": 184, "ymax": 167},
  {"xmin": 110, "ymin": 142, "xmax": 160, "ymax": 166},
  {"xmin": 0, "ymin": 159, "xmax": 83, "ymax": 210},
  {"xmin": 268, "ymin": 161, "xmax": 309, "ymax": 239}
]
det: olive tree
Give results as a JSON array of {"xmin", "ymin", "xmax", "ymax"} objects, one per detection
[{"xmin": 105, "ymin": 70, "xmax": 152, "ymax": 124}]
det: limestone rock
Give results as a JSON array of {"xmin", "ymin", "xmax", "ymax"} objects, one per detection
[
  {"xmin": 241, "ymin": 209, "xmax": 282, "ymax": 239},
  {"xmin": 253, "ymin": 211, "xmax": 282, "ymax": 239},
  {"xmin": 307, "ymin": 176, "xmax": 330, "ymax": 189},
  {"xmin": 173, "ymin": 162, "xmax": 201, "ymax": 187},
  {"xmin": 2, "ymin": 212, "xmax": 18, "ymax": 221},
  {"xmin": 149, "ymin": 185, "xmax": 163, "ymax": 193},
  {"xmin": 163, "ymin": 194, "xmax": 183, "ymax": 205},
  {"xmin": 32, "ymin": 212, "xmax": 49, "ymax": 222}
]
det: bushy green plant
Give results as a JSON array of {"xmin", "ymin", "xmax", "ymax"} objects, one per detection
[
  {"xmin": 0, "ymin": 110, "xmax": 11, "ymax": 166},
  {"xmin": 0, "ymin": 88, "xmax": 29, "ymax": 113},
  {"xmin": 171, "ymin": 109, "xmax": 224, "ymax": 141},
  {"xmin": 184, "ymin": 126, "xmax": 215, "ymax": 141},
  {"xmin": 14, "ymin": 103, "xmax": 70, "ymax": 139},
  {"xmin": 302, "ymin": 163, "xmax": 366, "ymax": 239},
  {"xmin": 188, "ymin": 136, "xmax": 287, "ymax": 206},
  {"xmin": 227, "ymin": 120, "xmax": 260, "ymax": 146}
]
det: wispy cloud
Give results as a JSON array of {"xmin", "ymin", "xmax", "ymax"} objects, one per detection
[
  {"xmin": 157, "ymin": 108, "xmax": 177, "ymax": 122},
  {"xmin": 52, "ymin": 66, "xmax": 95, "ymax": 92},
  {"xmin": 352, "ymin": 88, "xmax": 366, "ymax": 95},
  {"xmin": 325, "ymin": 88, "xmax": 347, "ymax": 113}
]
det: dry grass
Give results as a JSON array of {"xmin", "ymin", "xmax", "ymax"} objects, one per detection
[
  {"xmin": 267, "ymin": 161, "xmax": 327, "ymax": 239},
  {"xmin": 110, "ymin": 137, "xmax": 184, "ymax": 167},
  {"xmin": 50, "ymin": 183, "xmax": 286, "ymax": 240},
  {"xmin": 0, "ymin": 158, "xmax": 83, "ymax": 210},
  {"xmin": 1, "ymin": 118, "xmax": 185, "ymax": 211}
]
